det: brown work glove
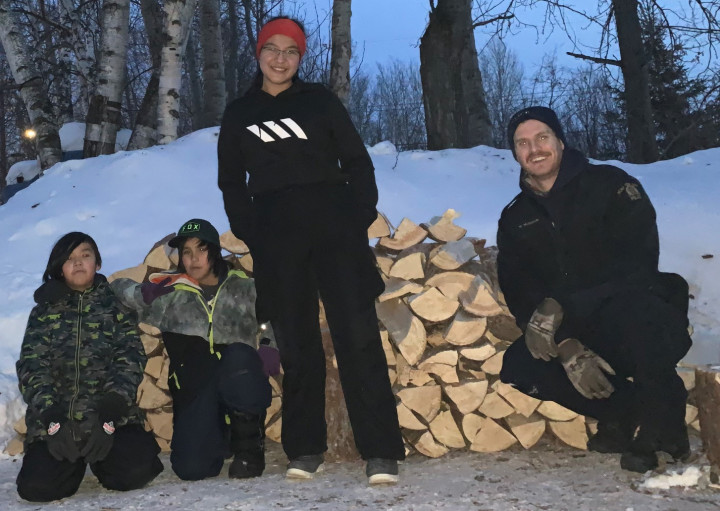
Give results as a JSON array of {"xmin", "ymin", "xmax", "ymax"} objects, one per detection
[
  {"xmin": 557, "ymin": 338, "xmax": 616, "ymax": 400},
  {"xmin": 525, "ymin": 298, "xmax": 564, "ymax": 361}
]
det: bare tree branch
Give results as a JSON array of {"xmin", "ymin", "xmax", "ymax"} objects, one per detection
[{"xmin": 567, "ymin": 51, "xmax": 621, "ymax": 67}]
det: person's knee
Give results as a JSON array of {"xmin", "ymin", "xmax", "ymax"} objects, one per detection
[
  {"xmin": 499, "ymin": 339, "xmax": 528, "ymax": 385},
  {"xmin": 218, "ymin": 344, "xmax": 272, "ymax": 414},
  {"xmin": 172, "ymin": 456, "xmax": 222, "ymax": 481},
  {"xmin": 98, "ymin": 458, "xmax": 163, "ymax": 491},
  {"xmin": 17, "ymin": 479, "xmax": 76, "ymax": 503}
]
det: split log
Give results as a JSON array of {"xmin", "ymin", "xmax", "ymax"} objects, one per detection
[
  {"xmin": 425, "ymin": 271, "xmax": 475, "ymax": 300},
  {"xmin": 429, "ymin": 410, "xmax": 466, "ymax": 448},
  {"xmin": 137, "ymin": 377, "xmax": 172, "ymax": 409},
  {"xmin": 480, "ymin": 351, "xmax": 504, "ymax": 375},
  {"xmin": 220, "ymin": 230, "xmax": 249, "ymax": 255},
  {"xmin": 397, "ymin": 402, "xmax": 427, "ymax": 430},
  {"xmin": 429, "ymin": 239, "xmax": 476, "ymax": 270},
  {"xmin": 108, "ymin": 263, "xmax": 149, "ymax": 284},
  {"xmin": 419, "ymin": 350, "xmax": 458, "ymax": 367},
  {"xmin": 494, "ymin": 381, "xmax": 541, "ymax": 418},
  {"xmin": 4, "ymin": 436, "xmax": 24, "ymax": 456},
  {"xmin": 459, "ymin": 275, "xmax": 504, "ymax": 317},
  {"xmin": 140, "ymin": 333, "xmax": 162, "ymax": 357},
  {"xmin": 156, "ymin": 438, "xmax": 171, "ymax": 452},
  {"xmin": 548, "ymin": 416, "xmax": 588, "ymax": 450},
  {"xmin": 389, "ymin": 252, "xmax": 426, "ymax": 280},
  {"xmin": 470, "ymin": 417, "xmax": 518, "ymax": 452},
  {"xmin": 238, "ymin": 254, "xmax": 253, "ymax": 273},
  {"xmin": 686, "ymin": 404, "xmax": 698, "ymax": 425},
  {"xmin": 156, "ymin": 356, "xmax": 170, "ymax": 390},
  {"xmin": 143, "ymin": 233, "xmax": 176, "ymax": 269},
  {"xmin": 408, "ymin": 288, "xmax": 459, "ymax": 322},
  {"xmin": 412, "ymin": 430, "xmax": 449, "ymax": 458},
  {"xmin": 367, "ymin": 212, "xmax": 392, "ymax": 239},
  {"xmin": 695, "ymin": 365, "xmax": 720, "ymax": 468},
  {"xmin": 375, "ymin": 298, "xmax": 427, "ymax": 366},
  {"xmin": 459, "ymin": 343, "xmax": 496, "ymax": 362},
  {"xmin": 505, "ymin": 413, "xmax": 546, "ymax": 449},
  {"xmin": 443, "ymin": 380, "xmax": 488, "ymax": 415},
  {"xmin": 445, "ymin": 312, "xmax": 487, "ymax": 346},
  {"xmin": 266, "ymin": 397, "xmax": 282, "ymax": 426},
  {"xmin": 378, "ymin": 218, "xmax": 428, "ymax": 251},
  {"xmin": 379, "ymin": 278, "xmax": 423, "ymax": 302},
  {"xmin": 13, "ymin": 417, "xmax": 27, "ymax": 435},
  {"xmin": 396, "ymin": 386, "xmax": 442, "ymax": 422},
  {"xmin": 423, "ymin": 364, "xmax": 459, "ymax": 384},
  {"xmin": 677, "ymin": 366, "xmax": 696, "ymax": 391},
  {"xmin": 461, "ymin": 413, "xmax": 484, "ymax": 442},
  {"xmin": 146, "ymin": 411, "xmax": 173, "ymax": 441},
  {"xmin": 423, "ymin": 209, "xmax": 467, "ymax": 243},
  {"xmin": 427, "ymin": 331, "xmax": 450, "ymax": 348},
  {"xmin": 486, "ymin": 316, "xmax": 523, "ymax": 343},
  {"xmin": 477, "ymin": 391, "xmax": 514, "ymax": 419},
  {"xmin": 380, "ymin": 330, "xmax": 397, "ymax": 366},
  {"xmin": 144, "ymin": 356, "xmax": 163, "ymax": 379},
  {"xmin": 536, "ymin": 402, "xmax": 579, "ymax": 422},
  {"xmin": 375, "ymin": 255, "xmax": 394, "ymax": 277},
  {"xmin": 266, "ymin": 417, "xmax": 282, "ymax": 443}
]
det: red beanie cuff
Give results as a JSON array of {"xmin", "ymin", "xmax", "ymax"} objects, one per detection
[{"xmin": 256, "ymin": 19, "xmax": 307, "ymax": 59}]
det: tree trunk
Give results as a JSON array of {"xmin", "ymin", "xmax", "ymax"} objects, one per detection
[
  {"xmin": 127, "ymin": 0, "xmax": 164, "ymax": 150},
  {"xmin": 329, "ymin": 0, "xmax": 352, "ymax": 105},
  {"xmin": 0, "ymin": 4, "xmax": 61, "ymax": 171},
  {"xmin": 185, "ymin": 31, "xmax": 203, "ymax": 130},
  {"xmin": 419, "ymin": 0, "xmax": 491, "ymax": 150},
  {"xmin": 612, "ymin": 0, "xmax": 658, "ymax": 163},
  {"xmin": 58, "ymin": 0, "xmax": 96, "ymax": 103},
  {"xmin": 199, "ymin": 0, "xmax": 226, "ymax": 127},
  {"xmin": 83, "ymin": 0, "xmax": 131, "ymax": 157},
  {"xmin": 157, "ymin": 0, "xmax": 198, "ymax": 145},
  {"xmin": 225, "ymin": 0, "xmax": 240, "ymax": 101},
  {"xmin": 0, "ymin": 88, "xmax": 6, "ymax": 190}
]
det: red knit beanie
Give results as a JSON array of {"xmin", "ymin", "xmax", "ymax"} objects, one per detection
[{"xmin": 256, "ymin": 19, "xmax": 307, "ymax": 59}]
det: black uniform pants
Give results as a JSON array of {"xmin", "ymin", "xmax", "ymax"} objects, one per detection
[
  {"xmin": 501, "ymin": 290, "xmax": 692, "ymax": 443},
  {"xmin": 252, "ymin": 183, "xmax": 405, "ymax": 461},
  {"xmin": 169, "ymin": 343, "xmax": 271, "ymax": 480},
  {"xmin": 16, "ymin": 424, "xmax": 162, "ymax": 502}
]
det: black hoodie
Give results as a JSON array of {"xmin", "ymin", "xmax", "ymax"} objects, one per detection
[
  {"xmin": 217, "ymin": 80, "xmax": 377, "ymax": 243},
  {"xmin": 496, "ymin": 148, "xmax": 662, "ymax": 341}
]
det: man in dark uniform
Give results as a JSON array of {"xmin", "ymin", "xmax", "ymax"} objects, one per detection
[{"xmin": 497, "ymin": 106, "xmax": 692, "ymax": 473}]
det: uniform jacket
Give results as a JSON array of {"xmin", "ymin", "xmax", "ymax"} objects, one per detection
[
  {"xmin": 497, "ymin": 148, "xmax": 665, "ymax": 341},
  {"xmin": 217, "ymin": 80, "xmax": 379, "ymax": 243},
  {"xmin": 17, "ymin": 275, "xmax": 145, "ymax": 444},
  {"xmin": 111, "ymin": 269, "xmax": 273, "ymax": 392}
]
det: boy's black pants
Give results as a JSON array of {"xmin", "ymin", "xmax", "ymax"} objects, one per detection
[
  {"xmin": 500, "ymin": 290, "xmax": 692, "ymax": 443},
  {"xmin": 169, "ymin": 342, "xmax": 271, "ymax": 480},
  {"xmin": 252, "ymin": 183, "xmax": 405, "ymax": 461},
  {"xmin": 16, "ymin": 424, "xmax": 162, "ymax": 502}
]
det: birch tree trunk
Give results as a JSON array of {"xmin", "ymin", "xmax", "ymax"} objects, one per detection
[
  {"xmin": 0, "ymin": 4, "xmax": 61, "ymax": 170},
  {"xmin": 612, "ymin": 0, "xmax": 658, "ymax": 163},
  {"xmin": 199, "ymin": 0, "xmax": 226, "ymax": 127},
  {"xmin": 157, "ymin": 0, "xmax": 197, "ymax": 144},
  {"xmin": 58, "ymin": 0, "xmax": 97, "ymax": 90},
  {"xmin": 83, "ymin": 0, "xmax": 131, "ymax": 157},
  {"xmin": 128, "ymin": 0, "xmax": 164, "ymax": 150},
  {"xmin": 419, "ymin": 0, "xmax": 491, "ymax": 150},
  {"xmin": 329, "ymin": 0, "xmax": 351, "ymax": 105},
  {"xmin": 185, "ymin": 31, "xmax": 203, "ymax": 130}
]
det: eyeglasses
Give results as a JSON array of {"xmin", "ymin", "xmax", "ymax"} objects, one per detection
[{"xmin": 261, "ymin": 46, "xmax": 301, "ymax": 59}]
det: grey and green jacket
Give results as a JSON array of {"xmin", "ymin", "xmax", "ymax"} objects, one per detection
[{"xmin": 17, "ymin": 275, "xmax": 146, "ymax": 444}]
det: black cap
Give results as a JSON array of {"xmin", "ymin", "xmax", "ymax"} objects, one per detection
[
  {"xmin": 507, "ymin": 106, "xmax": 567, "ymax": 156},
  {"xmin": 168, "ymin": 219, "xmax": 220, "ymax": 248}
]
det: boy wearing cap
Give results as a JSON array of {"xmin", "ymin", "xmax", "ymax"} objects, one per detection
[
  {"xmin": 111, "ymin": 219, "xmax": 279, "ymax": 481},
  {"xmin": 497, "ymin": 106, "xmax": 692, "ymax": 473}
]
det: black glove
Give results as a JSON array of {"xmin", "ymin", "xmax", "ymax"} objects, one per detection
[
  {"xmin": 525, "ymin": 297, "xmax": 564, "ymax": 361},
  {"xmin": 558, "ymin": 338, "xmax": 615, "ymax": 400},
  {"xmin": 80, "ymin": 393, "xmax": 129, "ymax": 463},
  {"xmin": 140, "ymin": 277, "xmax": 173, "ymax": 304},
  {"xmin": 42, "ymin": 407, "xmax": 81, "ymax": 462}
]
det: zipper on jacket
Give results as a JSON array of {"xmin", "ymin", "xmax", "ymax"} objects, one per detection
[{"xmin": 68, "ymin": 289, "xmax": 87, "ymax": 440}]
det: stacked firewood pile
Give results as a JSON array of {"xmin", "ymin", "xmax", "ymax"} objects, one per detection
[{"xmin": 3, "ymin": 210, "xmax": 701, "ymax": 458}]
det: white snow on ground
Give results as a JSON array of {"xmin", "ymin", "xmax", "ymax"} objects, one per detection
[{"xmin": 0, "ymin": 128, "xmax": 719, "ymax": 507}]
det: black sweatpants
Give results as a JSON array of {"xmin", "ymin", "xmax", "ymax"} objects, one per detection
[
  {"xmin": 16, "ymin": 424, "xmax": 162, "ymax": 503},
  {"xmin": 501, "ymin": 290, "xmax": 692, "ymax": 443},
  {"xmin": 170, "ymin": 343, "xmax": 271, "ymax": 480},
  {"xmin": 252, "ymin": 183, "xmax": 405, "ymax": 461}
]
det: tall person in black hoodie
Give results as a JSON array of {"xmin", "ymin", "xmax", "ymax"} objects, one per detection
[{"xmin": 217, "ymin": 17, "xmax": 404, "ymax": 485}]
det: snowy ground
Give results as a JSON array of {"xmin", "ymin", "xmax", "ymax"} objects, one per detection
[{"xmin": 1, "ymin": 438, "xmax": 719, "ymax": 510}]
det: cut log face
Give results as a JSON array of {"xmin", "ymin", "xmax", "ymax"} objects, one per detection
[
  {"xmin": 429, "ymin": 410, "xmax": 466, "ymax": 448},
  {"xmin": 13, "ymin": 417, "xmax": 27, "ymax": 435},
  {"xmin": 4, "ymin": 436, "xmax": 24, "ymax": 456},
  {"xmin": 443, "ymin": 380, "xmax": 488, "ymax": 415},
  {"xmin": 266, "ymin": 417, "xmax": 282, "ymax": 443},
  {"xmin": 368, "ymin": 212, "xmax": 392, "ymax": 239},
  {"xmin": 461, "ymin": 413, "xmax": 485, "ymax": 442},
  {"xmin": 378, "ymin": 218, "xmax": 428, "ymax": 251},
  {"xmin": 137, "ymin": 377, "xmax": 172, "ymax": 409},
  {"xmin": 549, "ymin": 416, "xmax": 588, "ymax": 450},
  {"xmin": 389, "ymin": 252, "xmax": 426, "ymax": 280},
  {"xmin": 505, "ymin": 413, "xmax": 546, "ymax": 449},
  {"xmin": 266, "ymin": 397, "xmax": 282, "ymax": 426},
  {"xmin": 220, "ymin": 230, "xmax": 250, "ymax": 255},
  {"xmin": 408, "ymin": 287, "xmax": 459, "ymax": 323},
  {"xmin": 445, "ymin": 312, "xmax": 488, "ymax": 346},
  {"xmin": 140, "ymin": 333, "xmax": 162, "ymax": 357},
  {"xmin": 143, "ymin": 233, "xmax": 175, "ymax": 270},
  {"xmin": 478, "ymin": 391, "xmax": 514, "ymax": 419},
  {"xmin": 409, "ymin": 369, "xmax": 436, "ymax": 386},
  {"xmin": 423, "ymin": 209, "xmax": 468, "ymax": 243},
  {"xmin": 427, "ymin": 331, "xmax": 450, "ymax": 348},
  {"xmin": 379, "ymin": 277, "xmax": 424, "ymax": 302},
  {"xmin": 413, "ymin": 430, "xmax": 450, "ymax": 458},
  {"xmin": 108, "ymin": 264, "xmax": 149, "ymax": 284},
  {"xmin": 459, "ymin": 275, "xmax": 504, "ymax": 317},
  {"xmin": 396, "ymin": 385, "xmax": 442, "ymax": 422},
  {"xmin": 146, "ymin": 411, "xmax": 173, "ymax": 441},
  {"xmin": 397, "ymin": 402, "xmax": 427, "ymax": 430},
  {"xmin": 487, "ymin": 316, "xmax": 523, "ymax": 343},
  {"xmin": 144, "ymin": 356, "xmax": 163, "ymax": 379},
  {"xmin": 423, "ymin": 363, "xmax": 459, "ymax": 384},
  {"xmin": 493, "ymin": 381, "xmax": 541, "ymax": 418},
  {"xmin": 139, "ymin": 322, "xmax": 162, "ymax": 337},
  {"xmin": 375, "ymin": 255, "xmax": 394, "ymax": 277},
  {"xmin": 157, "ymin": 356, "xmax": 170, "ymax": 390},
  {"xmin": 380, "ymin": 330, "xmax": 397, "ymax": 366},
  {"xmin": 419, "ymin": 350, "xmax": 459, "ymax": 367},
  {"xmin": 685, "ymin": 404, "xmax": 698, "ymax": 425},
  {"xmin": 375, "ymin": 298, "xmax": 427, "ymax": 366},
  {"xmin": 470, "ymin": 417, "xmax": 518, "ymax": 452},
  {"xmin": 425, "ymin": 271, "xmax": 475, "ymax": 300},
  {"xmin": 536, "ymin": 401, "xmax": 579, "ymax": 422},
  {"xmin": 480, "ymin": 351, "xmax": 504, "ymax": 375},
  {"xmin": 429, "ymin": 239, "xmax": 477, "ymax": 270},
  {"xmin": 459, "ymin": 343, "xmax": 496, "ymax": 362}
]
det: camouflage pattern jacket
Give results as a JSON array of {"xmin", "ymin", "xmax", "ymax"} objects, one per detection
[{"xmin": 17, "ymin": 275, "xmax": 146, "ymax": 444}]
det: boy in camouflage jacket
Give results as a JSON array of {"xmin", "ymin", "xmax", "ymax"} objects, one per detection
[{"xmin": 16, "ymin": 232, "xmax": 163, "ymax": 502}]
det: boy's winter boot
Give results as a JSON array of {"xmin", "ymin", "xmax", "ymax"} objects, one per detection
[{"xmin": 228, "ymin": 410, "xmax": 266, "ymax": 479}]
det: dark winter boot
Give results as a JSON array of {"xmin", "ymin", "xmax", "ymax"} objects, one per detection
[
  {"xmin": 228, "ymin": 411, "xmax": 266, "ymax": 479},
  {"xmin": 620, "ymin": 424, "xmax": 690, "ymax": 473},
  {"xmin": 587, "ymin": 419, "xmax": 636, "ymax": 454}
]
